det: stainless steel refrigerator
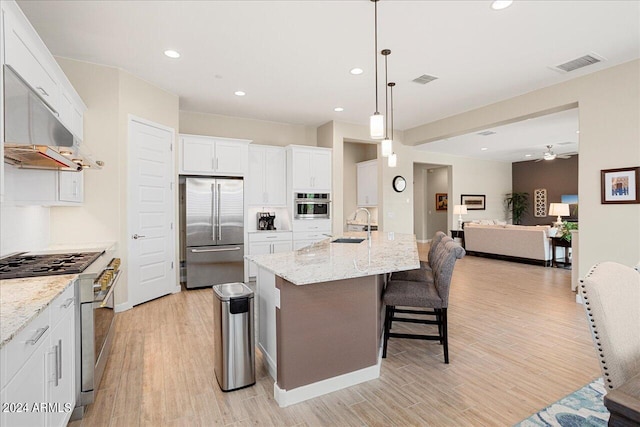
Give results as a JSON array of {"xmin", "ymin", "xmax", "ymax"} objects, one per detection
[{"xmin": 185, "ymin": 177, "xmax": 244, "ymax": 289}]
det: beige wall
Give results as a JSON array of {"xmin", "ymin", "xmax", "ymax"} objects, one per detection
[
  {"xmin": 405, "ymin": 60, "xmax": 640, "ymax": 275},
  {"xmin": 179, "ymin": 110, "xmax": 317, "ymax": 146},
  {"xmin": 53, "ymin": 58, "xmax": 180, "ymax": 308}
]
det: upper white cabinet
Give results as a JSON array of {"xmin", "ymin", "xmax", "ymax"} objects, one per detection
[
  {"xmin": 179, "ymin": 134, "xmax": 251, "ymax": 176},
  {"xmin": 3, "ymin": 6, "xmax": 60, "ymax": 113},
  {"xmin": 287, "ymin": 146, "xmax": 331, "ymax": 191},
  {"xmin": 1, "ymin": 1, "xmax": 86, "ymax": 141},
  {"xmin": 5, "ymin": 166, "xmax": 84, "ymax": 205},
  {"xmin": 357, "ymin": 159, "xmax": 378, "ymax": 207},
  {"xmin": 248, "ymin": 145, "xmax": 286, "ymax": 206}
]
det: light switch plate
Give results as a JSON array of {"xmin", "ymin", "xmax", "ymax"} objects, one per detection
[{"xmin": 275, "ymin": 287, "xmax": 281, "ymax": 309}]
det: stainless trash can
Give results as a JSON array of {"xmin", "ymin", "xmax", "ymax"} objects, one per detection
[{"xmin": 212, "ymin": 282, "xmax": 255, "ymax": 391}]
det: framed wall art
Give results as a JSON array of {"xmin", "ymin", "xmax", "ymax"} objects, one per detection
[
  {"xmin": 435, "ymin": 193, "xmax": 448, "ymax": 211},
  {"xmin": 461, "ymin": 194, "xmax": 486, "ymax": 210},
  {"xmin": 600, "ymin": 167, "xmax": 640, "ymax": 204}
]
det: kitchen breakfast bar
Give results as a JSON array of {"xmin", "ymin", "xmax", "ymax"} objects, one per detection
[{"xmin": 247, "ymin": 232, "xmax": 419, "ymax": 407}]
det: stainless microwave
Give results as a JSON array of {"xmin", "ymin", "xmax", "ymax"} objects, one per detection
[{"xmin": 294, "ymin": 193, "xmax": 330, "ymax": 219}]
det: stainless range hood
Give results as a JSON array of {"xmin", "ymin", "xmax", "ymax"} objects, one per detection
[{"xmin": 3, "ymin": 65, "xmax": 99, "ymax": 171}]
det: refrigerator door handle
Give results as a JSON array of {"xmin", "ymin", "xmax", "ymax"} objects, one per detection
[
  {"xmin": 190, "ymin": 247, "xmax": 241, "ymax": 253},
  {"xmin": 211, "ymin": 182, "xmax": 217, "ymax": 242},
  {"xmin": 217, "ymin": 183, "xmax": 222, "ymax": 241}
]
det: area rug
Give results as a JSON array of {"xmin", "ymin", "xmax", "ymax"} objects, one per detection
[{"xmin": 514, "ymin": 378, "xmax": 609, "ymax": 426}]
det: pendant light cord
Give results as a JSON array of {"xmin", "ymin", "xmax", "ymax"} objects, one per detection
[{"xmin": 389, "ymin": 82, "xmax": 395, "ymax": 138}]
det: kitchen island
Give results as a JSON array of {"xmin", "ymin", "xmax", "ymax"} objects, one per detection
[{"xmin": 246, "ymin": 231, "xmax": 419, "ymax": 407}]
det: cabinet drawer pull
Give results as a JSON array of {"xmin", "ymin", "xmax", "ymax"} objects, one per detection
[
  {"xmin": 57, "ymin": 339, "xmax": 63, "ymax": 380},
  {"xmin": 266, "ymin": 236, "xmax": 277, "ymax": 239},
  {"xmin": 27, "ymin": 326, "xmax": 49, "ymax": 345},
  {"xmin": 61, "ymin": 298, "xmax": 74, "ymax": 309},
  {"xmin": 36, "ymin": 86, "xmax": 49, "ymax": 96}
]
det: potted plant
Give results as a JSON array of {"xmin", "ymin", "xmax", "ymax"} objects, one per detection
[
  {"xmin": 557, "ymin": 221, "xmax": 578, "ymax": 242},
  {"xmin": 505, "ymin": 192, "xmax": 529, "ymax": 225}
]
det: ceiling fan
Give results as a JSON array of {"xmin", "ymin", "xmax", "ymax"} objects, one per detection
[{"xmin": 534, "ymin": 145, "xmax": 577, "ymax": 162}]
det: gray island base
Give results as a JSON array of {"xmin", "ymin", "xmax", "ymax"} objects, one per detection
[{"xmin": 247, "ymin": 232, "xmax": 420, "ymax": 407}]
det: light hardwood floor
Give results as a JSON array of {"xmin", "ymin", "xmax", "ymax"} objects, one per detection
[{"xmin": 70, "ymin": 244, "xmax": 600, "ymax": 426}]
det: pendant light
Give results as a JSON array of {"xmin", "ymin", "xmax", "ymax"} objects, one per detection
[
  {"xmin": 369, "ymin": 0, "xmax": 384, "ymax": 139},
  {"xmin": 381, "ymin": 49, "xmax": 393, "ymax": 157},
  {"xmin": 387, "ymin": 81, "xmax": 397, "ymax": 168}
]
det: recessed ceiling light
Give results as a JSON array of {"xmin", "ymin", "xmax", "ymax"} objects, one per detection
[
  {"xmin": 525, "ymin": 154, "xmax": 532, "ymax": 157},
  {"xmin": 350, "ymin": 68, "xmax": 364, "ymax": 75},
  {"xmin": 481, "ymin": 147, "xmax": 488, "ymax": 151},
  {"xmin": 491, "ymin": 0, "xmax": 513, "ymax": 10},
  {"xmin": 334, "ymin": 107, "xmax": 344, "ymax": 112},
  {"xmin": 234, "ymin": 91, "xmax": 246, "ymax": 97},
  {"xmin": 164, "ymin": 50, "xmax": 180, "ymax": 59}
]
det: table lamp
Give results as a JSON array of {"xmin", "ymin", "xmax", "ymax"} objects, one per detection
[
  {"xmin": 453, "ymin": 205, "xmax": 468, "ymax": 230},
  {"xmin": 548, "ymin": 203, "xmax": 570, "ymax": 228}
]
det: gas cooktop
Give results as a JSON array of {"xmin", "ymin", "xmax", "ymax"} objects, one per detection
[{"xmin": 0, "ymin": 251, "xmax": 104, "ymax": 280}]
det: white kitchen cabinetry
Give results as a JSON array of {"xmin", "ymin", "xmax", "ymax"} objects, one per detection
[
  {"xmin": 179, "ymin": 134, "xmax": 251, "ymax": 176},
  {"xmin": 2, "ymin": 1, "xmax": 86, "ymax": 141},
  {"xmin": 6, "ymin": 166, "xmax": 84, "ymax": 205},
  {"xmin": 0, "ymin": 282, "xmax": 76, "ymax": 427},
  {"xmin": 287, "ymin": 146, "xmax": 331, "ymax": 191},
  {"xmin": 247, "ymin": 145, "xmax": 286, "ymax": 206},
  {"xmin": 248, "ymin": 232, "xmax": 292, "ymax": 277},
  {"xmin": 58, "ymin": 170, "xmax": 84, "ymax": 203},
  {"xmin": 357, "ymin": 160, "xmax": 378, "ymax": 207}
]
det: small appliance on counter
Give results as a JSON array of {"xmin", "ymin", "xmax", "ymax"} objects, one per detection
[{"xmin": 257, "ymin": 212, "xmax": 276, "ymax": 230}]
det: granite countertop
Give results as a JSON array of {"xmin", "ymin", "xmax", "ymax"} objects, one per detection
[
  {"xmin": 246, "ymin": 231, "xmax": 419, "ymax": 285},
  {"xmin": 0, "ymin": 274, "xmax": 77, "ymax": 349}
]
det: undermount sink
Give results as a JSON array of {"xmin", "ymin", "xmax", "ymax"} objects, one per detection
[{"xmin": 331, "ymin": 238, "xmax": 365, "ymax": 244}]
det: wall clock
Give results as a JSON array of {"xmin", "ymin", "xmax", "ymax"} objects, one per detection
[{"xmin": 392, "ymin": 176, "xmax": 406, "ymax": 192}]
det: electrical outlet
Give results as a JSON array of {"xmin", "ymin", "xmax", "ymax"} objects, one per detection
[{"xmin": 388, "ymin": 212, "xmax": 395, "ymax": 218}]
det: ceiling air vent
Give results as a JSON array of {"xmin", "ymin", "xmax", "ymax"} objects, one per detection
[
  {"xmin": 477, "ymin": 130, "xmax": 496, "ymax": 136},
  {"xmin": 412, "ymin": 74, "xmax": 438, "ymax": 85},
  {"xmin": 557, "ymin": 141, "xmax": 574, "ymax": 146},
  {"xmin": 552, "ymin": 53, "xmax": 605, "ymax": 73}
]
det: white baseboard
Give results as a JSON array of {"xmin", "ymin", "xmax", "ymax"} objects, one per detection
[
  {"xmin": 258, "ymin": 342, "xmax": 277, "ymax": 380},
  {"xmin": 273, "ymin": 361, "xmax": 381, "ymax": 408},
  {"xmin": 416, "ymin": 239, "xmax": 430, "ymax": 243},
  {"xmin": 115, "ymin": 301, "xmax": 133, "ymax": 313}
]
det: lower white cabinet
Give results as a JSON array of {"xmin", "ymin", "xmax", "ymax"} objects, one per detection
[
  {"xmin": 248, "ymin": 232, "xmax": 292, "ymax": 277},
  {"xmin": 0, "ymin": 282, "xmax": 76, "ymax": 427}
]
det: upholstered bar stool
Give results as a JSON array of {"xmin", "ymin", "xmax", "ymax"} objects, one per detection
[
  {"xmin": 382, "ymin": 238, "xmax": 465, "ymax": 364},
  {"xmin": 390, "ymin": 231, "xmax": 447, "ymax": 282}
]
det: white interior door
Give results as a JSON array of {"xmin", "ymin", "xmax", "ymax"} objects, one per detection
[{"xmin": 128, "ymin": 116, "xmax": 176, "ymax": 306}]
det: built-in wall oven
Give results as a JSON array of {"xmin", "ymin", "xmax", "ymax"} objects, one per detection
[{"xmin": 294, "ymin": 193, "xmax": 331, "ymax": 219}]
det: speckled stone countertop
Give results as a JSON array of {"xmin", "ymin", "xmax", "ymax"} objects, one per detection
[
  {"xmin": 246, "ymin": 231, "xmax": 419, "ymax": 285},
  {"xmin": 0, "ymin": 274, "xmax": 77, "ymax": 349}
]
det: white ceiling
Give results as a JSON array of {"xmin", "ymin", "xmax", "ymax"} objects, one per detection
[
  {"xmin": 17, "ymin": 0, "xmax": 640, "ymax": 134},
  {"xmin": 416, "ymin": 108, "xmax": 579, "ymax": 163}
]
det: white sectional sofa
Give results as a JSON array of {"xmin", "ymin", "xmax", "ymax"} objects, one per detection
[{"xmin": 464, "ymin": 223, "xmax": 552, "ymax": 265}]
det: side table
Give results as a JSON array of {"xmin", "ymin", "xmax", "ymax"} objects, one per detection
[
  {"xmin": 551, "ymin": 237, "xmax": 572, "ymax": 268},
  {"xmin": 450, "ymin": 229, "xmax": 465, "ymax": 249}
]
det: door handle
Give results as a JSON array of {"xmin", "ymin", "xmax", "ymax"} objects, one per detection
[
  {"xmin": 191, "ymin": 247, "xmax": 241, "ymax": 253},
  {"xmin": 217, "ymin": 184, "xmax": 222, "ymax": 241},
  {"xmin": 132, "ymin": 234, "xmax": 146, "ymax": 239},
  {"xmin": 52, "ymin": 344, "xmax": 59, "ymax": 387}
]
